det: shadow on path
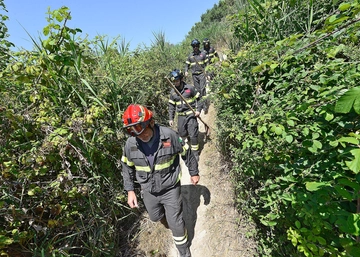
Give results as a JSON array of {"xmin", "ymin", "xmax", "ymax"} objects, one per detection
[{"xmin": 181, "ymin": 184, "xmax": 211, "ymax": 246}]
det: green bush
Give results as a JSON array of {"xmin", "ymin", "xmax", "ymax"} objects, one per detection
[{"xmin": 214, "ymin": 0, "xmax": 360, "ymax": 256}]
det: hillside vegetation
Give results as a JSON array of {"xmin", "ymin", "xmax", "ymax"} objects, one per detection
[{"xmin": 1, "ymin": 0, "xmax": 360, "ymax": 256}]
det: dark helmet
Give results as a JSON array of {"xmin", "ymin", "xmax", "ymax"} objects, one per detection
[
  {"xmin": 169, "ymin": 69, "xmax": 184, "ymax": 81},
  {"xmin": 191, "ymin": 39, "xmax": 200, "ymax": 47},
  {"xmin": 203, "ymin": 38, "xmax": 210, "ymax": 46}
]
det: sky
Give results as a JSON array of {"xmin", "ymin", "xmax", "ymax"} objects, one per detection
[{"xmin": 4, "ymin": 0, "xmax": 220, "ymax": 51}]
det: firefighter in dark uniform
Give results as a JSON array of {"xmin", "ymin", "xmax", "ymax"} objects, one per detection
[
  {"xmin": 203, "ymin": 38, "xmax": 219, "ymax": 66},
  {"xmin": 202, "ymin": 38, "xmax": 219, "ymax": 113},
  {"xmin": 168, "ymin": 69, "xmax": 203, "ymax": 161},
  {"xmin": 121, "ymin": 104, "xmax": 199, "ymax": 257},
  {"xmin": 184, "ymin": 39, "xmax": 208, "ymax": 100}
]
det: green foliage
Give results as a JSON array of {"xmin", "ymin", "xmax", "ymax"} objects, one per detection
[
  {"xmin": 0, "ymin": 0, "xmax": 14, "ymax": 69},
  {"xmin": 187, "ymin": 0, "xmax": 239, "ymax": 53},
  {"xmin": 213, "ymin": 0, "xmax": 360, "ymax": 256},
  {"xmin": 11, "ymin": 0, "xmax": 360, "ymax": 256},
  {"xmin": 0, "ymin": 6, "xmax": 143, "ymax": 256},
  {"xmin": 228, "ymin": 0, "xmax": 342, "ymax": 52},
  {"xmin": 335, "ymin": 87, "xmax": 360, "ymax": 114},
  {"xmin": 1, "ymin": 1, "xmax": 220, "ymax": 254}
]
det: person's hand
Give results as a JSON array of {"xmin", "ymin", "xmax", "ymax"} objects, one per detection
[
  {"xmin": 191, "ymin": 175, "xmax": 200, "ymax": 185},
  {"xmin": 185, "ymin": 71, "xmax": 188, "ymax": 77},
  {"xmin": 127, "ymin": 191, "xmax": 138, "ymax": 208},
  {"xmin": 169, "ymin": 120, "xmax": 174, "ymax": 127},
  {"xmin": 195, "ymin": 111, "xmax": 200, "ymax": 117}
]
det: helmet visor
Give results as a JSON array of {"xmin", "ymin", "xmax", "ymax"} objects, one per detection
[{"xmin": 124, "ymin": 120, "xmax": 151, "ymax": 136}]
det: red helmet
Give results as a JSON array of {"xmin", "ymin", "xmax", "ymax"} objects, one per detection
[{"xmin": 122, "ymin": 104, "xmax": 153, "ymax": 136}]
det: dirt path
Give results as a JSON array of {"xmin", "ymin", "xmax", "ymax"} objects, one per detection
[{"xmin": 135, "ymin": 104, "xmax": 258, "ymax": 257}]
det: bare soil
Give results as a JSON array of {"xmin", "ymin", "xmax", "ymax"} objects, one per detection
[{"xmin": 132, "ymin": 104, "xmax": 258, "ymax": 257}]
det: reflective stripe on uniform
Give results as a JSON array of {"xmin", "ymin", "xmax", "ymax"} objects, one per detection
[
  {"xmin": 154, "ymin": 155, "xmax": 177, "ymax": 170},
  {"xmin": 173, "ymin": 230, "xmax": 188, "ymax": 245},
  {"xmin": 133, "ymin": 155, "xmax": 178, "ymax": 173},
  {"xmin": 181, "ymin": 143, "xmax": 189, "ymax": 156},
  {"xmin": 134, "ymin": 165, "xmax": 151, "ymax": 172},
  {"xmin": 189, "ymin": 61, "xmax": 205, "ymax": 66},
  {"xmin": 121, "ymin": 156, "xmax": 134, "ymax": 167},
  {"xmin": 191, "ymin": 144, "xmax": 199, "ymax": 151},
  {"xmin": 175, "ymin": 96, "xmax": 197, "ymax": 106},
  {"xmin": 177, "ymin": 110, "xmax": 193, "ymax": 116}
]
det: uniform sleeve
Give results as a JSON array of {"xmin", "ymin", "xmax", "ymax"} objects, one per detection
[
  {"xmin": 204, "ymin": 51, "xmax": 210, "ymax": 66},
  {"xmin": 168, "ymin": 92, "xmax": 176, "ymax": 120},
  {"xmin": 193, "ymin": 87, "xmax": 204, "ymax": 112},
  {"xmin": 120, "ymin": 142, "xmax": 136, "ymax": 191},
  {"xmin": 201, "ymin": 51, "xmax": 208, "ymax": 68},
  {"xmin": 178, "ymin": 136, "xmax": 199, "ymax": 176}
]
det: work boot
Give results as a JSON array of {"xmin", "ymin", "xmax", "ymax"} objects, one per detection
[{"xmin": 178, "ymin": 246, "xmax": 191, "ymax": 257}]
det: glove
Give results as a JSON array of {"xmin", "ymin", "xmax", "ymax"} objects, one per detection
[{"xmin": 169, "ymin": 120, "xmax": 174, "ymax": 127}]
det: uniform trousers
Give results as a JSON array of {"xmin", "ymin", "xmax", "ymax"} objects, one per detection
[{"xmin": 142, "ymin": 183, "xmax": 189, "ymax": 253}]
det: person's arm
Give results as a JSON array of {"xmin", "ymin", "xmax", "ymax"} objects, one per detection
[
  {"xmin": 193, "ymin": 88, "xmax": 203, "ymax": 116},
  {"xmin": 179, "ymin": 136, "xmax": 200, "ymax": 183},
  {"xmin": 214, "ymin": 48, "xmax": 219, "ymax": 58},
  {"xmin": 121, "ymin": 143, "xmax": 138, "ymax": 207},
  {"xmin": 201, "ymin": 50, "xmax": 208, "ymax": 68},
  {"xmin": 204, "ymin": 50, "xmax": 210, "ymax": 66},
  {"xmin": 168, "ymin": 92, "xmax": 176, "ymax": 126}
]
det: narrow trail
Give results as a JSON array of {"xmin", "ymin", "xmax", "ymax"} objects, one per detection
[{"xmin": 135, "ymin": 104, "xmax": 258, "ymax": 257}]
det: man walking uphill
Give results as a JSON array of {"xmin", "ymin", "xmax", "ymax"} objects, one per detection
[
  {"xmin": 120, "ymin": 104, "xmax": 200, "ymax": 257},
  {"xmin": 202, "ymin": 38, "xmax": 218, "ymax": 66},
  {"xmin": 168, "ymin": 69, "xmax": 203, "ymax": 161},
  {"xmin": 185, "ymin": 39, "xmax": 208, "ymax": 100}
]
